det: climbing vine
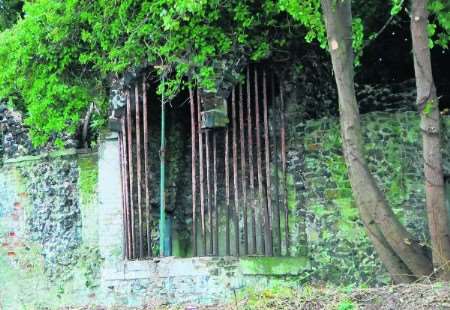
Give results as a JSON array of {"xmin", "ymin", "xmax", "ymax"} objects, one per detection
[
  {"xmin": 0, "ymin": 0, "xmax": 295, "ymax": 145},
  {"xmin": 0, "ymin": 0, "xmax": 447, "ymax": 146}
]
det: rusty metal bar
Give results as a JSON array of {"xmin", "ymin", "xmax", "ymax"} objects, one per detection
[
  {"xmin": 239, "ymin": 84, "xmax": 248, "ymax": 255},
  {"xmin": 231, "ymin": 87, "xmax": 240, "ymax": 256},
  {"xmin": 126, "ymin": 91, "xmax": 135, "ymax": 259},
  {"xmin": 122, "ymin": 116, "xmax": 133, "ymax": 259},
  {"xmin": 225, "ymin": 126, "xmax": 231, "ymax": 256},
  {"xmin": 280, "ymin": 83, "xmax": 290, "ymax": 256},
  {"xmin": 206, "ymin": 130, "xmax": 213, "ymax": 255},
  {"xmin": 143, "ymin": 77, "xmax": 152, "ymax": 257},
  {"xmin": 254, "ymin": 68, "xmax": 267, "ymax": 255},
  {"xmin": 271, "ymin": 73, "xmax": 281, "ymax": 256},
  {"xmin": 246, "ymin": 67, "xmax": 257, "ymax": 255},
  {"xmin": 135, "ymin": 84, "xmax": 144, "ymax": 257},
  {"xmin": 197, "ymin": 91, "xmax": 206, "ymax": 255},
  {"xmin": 159, "ymin": 75, "xmax": 167, "ymax": 257},
  {"xmin": 119, "ymin": 129, "xmax": 128, "ymax": 259},
  {"xmin": 189, "ymin": 88, "xmax": 197, "ymax": 256},
  {"xmin": 213, "ymin": 132, "xmax": 219, "ymax": 256},
  {"xmin": 263, "ymin": 70, "xmax": 274, "ymax": 256}
]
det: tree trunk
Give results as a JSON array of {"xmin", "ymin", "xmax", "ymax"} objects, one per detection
[
  {"xmin": 411, "ymin": 0, "xmax": 450, "ymax": 280},
  {"xmin": 320, "ymin": 0, "xmax": 433, "ymax": 281}
]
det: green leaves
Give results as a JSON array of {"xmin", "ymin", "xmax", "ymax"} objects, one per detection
[
  {"xmin": 390, "ymin": 0, "xmax": 403, "ymax": 16},
  {"xmin": 427, "ymin": 23, "xmax": 437, "ymax": 48},
  {"xmin": 0, "ymin": 0, "xmax": 108, "ymax": 146},
  {"xmin": 1, "ymin": 0, "xmax": 415, "ymax": 146},
  {"xmin": 352, "ymin": 18, "xmax": 364, "ymax": 66},
  {"xmin": 422, "ymin": 99, "xmax": 436, "ymax": 116},
  {"xmin": 278, "ymin": 0, "xmax": 327, "ymax": 47},
  {"xmin": 428, "ymin": 0, "xmax": 450, "ymax": 49},
  {"xmin": 279, "ymin": 0, "xmax": 366, "ymax": 64},
  {"xmin": 0, "ymin": 0, "xmax": 309, "ymax": 146}
]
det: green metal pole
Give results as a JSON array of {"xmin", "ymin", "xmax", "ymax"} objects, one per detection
[{"xmin": 159, "ymin": 74, "xmax": 166, "ymax": 257}]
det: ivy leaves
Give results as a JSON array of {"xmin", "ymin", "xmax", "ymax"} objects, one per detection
[
  {"xmin": 428, "ymin": 0, "xmax": 450, "ymax": 49},
  {"xmin": 278, "ymin": 0, "xmax": 327, "ymax": 48},
  {"xmin": 0, "ymin": 0, "xmax": 303, "ymax": 146},
  {"xmin": 391, "ymin": 0, "xmax": 404, "ymax": 15},
  {"xmin": 0, "ymin": 0, "xmax": 106, "ymax": 146},
  {"xmin": 1, "ymin": 0, "xmax": 444, "ymax": 147}
]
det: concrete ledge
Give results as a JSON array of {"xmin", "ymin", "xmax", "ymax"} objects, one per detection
[
  {"xmin": 102, "ymin": 257, "xmax": 241, "ymax": 281},
  {"xmin": 99, "ymin": 131, "xmax": 119, "ymax": 141},
  {"xmin": 101, "ymin": 256, "xmax": 308, "ymax": 282},
  {"xmin": 3, "ymin": 148, "xmax": 98, "ymax": 165}
]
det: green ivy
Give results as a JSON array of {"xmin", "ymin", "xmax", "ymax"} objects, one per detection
[
  {"xmin": 1, "ymin": 0, "xmax": 442, "ymax": 148},
  {"xmin": 390, "ymin": 0, "xmax": 403, "ymax": 16},
  {"xmin": 0, "ymin": 0, "xmax": 301, "ymax": 146},
  {"xmin": 428, "ymin": 0, "xmax": 450, "ymax": 49},
  {"xmin": 389, "ymin": 0, "xmax": 449, "ymax": 49},
  {"xmin": 0, "ymin": 0, "xmax": 376, "ymax": 146}
]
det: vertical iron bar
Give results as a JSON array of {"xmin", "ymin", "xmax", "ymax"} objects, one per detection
[
  {"xmin": 159, "ymin": 76, "xmax": 167, "ymax": 257},
  {"xmin": 263, "ymin": 70, "xmax": 274, "ymax": 256},
  {"xmin": 271, "ymin": 73, "xmax": 282, "ymax": 256},
  {"xmin": 119, "ymin": 130, "xmax": 127, "ymax": 258},
  {"xmin": 239, "ymin": 84, "xmax": 248, "ymax": 255},
  {"xmin": 197, "ymin": 91, "xmax": 206, "ymax": 255},
  {"xmin": 280, "ymin": 83, "xmax": 290, "ymax": 256},
  {"xmin": 135, "ymin": 84, "xmax": 144, "ymax": 258},
  {"xmin": 143, "ymin": 77, "xmax": 152, "ymax": 257},
  {"xmin": 225, "ymin": 127, "xmax": 231, "ymax": 256},
  {"xmin": 213, "ymin": 132, "xmax": 219, "ymax": 256},
  {"xmin": 255, "ymin": 68, "xmax": 267, "ymax": 255},
  {"xmin": 206, "ymin": 130, "xmax": 213, "ymax": 255},
  {"xmin": 126, "ymin": 91, "xmax": 135, "ymax": 259},
  {"xmin": 232, "ymin": 87, "xmax": 240, "ymax": 256},
  {"xmin": 124, "ymin": 118, "xmax": 133, "ymax": 259},
  {"xmin": 121, "ymin": 117, "xmax": 132, "ymax": 259},
  {"xmin": 189, "ymin": 89, "xmax": 198, "ymax": 256},
  {"xmin": 247, "ymin": 67, "xmax": 257, "ymax": 255}
]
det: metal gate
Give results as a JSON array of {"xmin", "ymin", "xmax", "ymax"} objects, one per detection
[
  {"xmin": 119, "ymin": 65, "xmax": 290, "ymax": 259},
  {"xmin": 119, "ymin": 76, "xmax": 153, "ymax": 259},
  {"xmin": 189, "ymin": 66, "xmax": 290, "ymax": 257}
]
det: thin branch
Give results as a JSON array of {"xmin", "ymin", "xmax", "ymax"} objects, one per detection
[{"xmin": 362, "ymin": 0, "xmax": 405, "ymax": 50}]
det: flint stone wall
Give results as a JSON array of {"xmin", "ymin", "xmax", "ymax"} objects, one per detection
[
  {"xmin": 0, "ymin": 131, "xmax": 305, "ymax": 309},
  {"xmin": 1, "ymin": 79, "xmax": 450, "ymax": 306}
]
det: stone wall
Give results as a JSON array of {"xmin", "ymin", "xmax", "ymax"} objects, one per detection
[
  {"xmin": 94, "ymin": 131, "xmax": 307, "ymax": 307},
  {"xmin": 0, "ymin": 149, "xmax": 101, "ymax": 309},
  {"xmin": 98, "ymin": 256, "xmax": 307, "ymax": 306},
  {"xmin": 0, "ymin": 104, "xmax": 38, "ymax": 160},
  {"xmin": 0, "ymin": 131, "xmax": 308, "ymax": 309},
  {"xmin": 0, "ymin": 104, "xmax": 77, "ymax": 164},
  {"xmin": 286, "ymin": 110, "xmax": 450, "ymax": 285},
  {"xmin": 2, "ymin": 103, "xmax": 450, "ymax": 307}
]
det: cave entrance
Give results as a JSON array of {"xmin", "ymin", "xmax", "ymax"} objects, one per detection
[{"xmin": 118, "ymin": 65, "xmax": 292, "ymax": 259}]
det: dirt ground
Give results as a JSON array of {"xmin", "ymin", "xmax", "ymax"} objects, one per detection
[
  {"xmin": 345, "ymin": 283, "xmax": 450, "ymax": 309},
  {"xmin": 225, "ymin": 282, "xmax": 450, "ymax": 310},
  {"xmin": 64, "ymin": 282, "xmax": 450, "ymax": 310}
]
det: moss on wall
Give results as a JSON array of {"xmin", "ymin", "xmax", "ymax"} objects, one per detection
[
  {"xmin": 287, "ymin": 112, "xmax": 450, "ymax": 286},
  {"xmin": 78, "ymin": 153, "xmax": 99, "ymax": 246},
  {"xmin": 78, "ymin": 154, "xmax": 98, "ymax": 206},
  {"xmin": 240, "ymin": 257, "xmax": 308, "ymax": 275},
  {"xmin": 0, "ymin": 243, "xmax": 103, "ymax": 309},
  {"xmin": 0, "ymin": 153, "xmax": 103, "ymax": 309},
  {"xmin": 2, "ymin": 111, "xmax": 450, "ymax": 306}
]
